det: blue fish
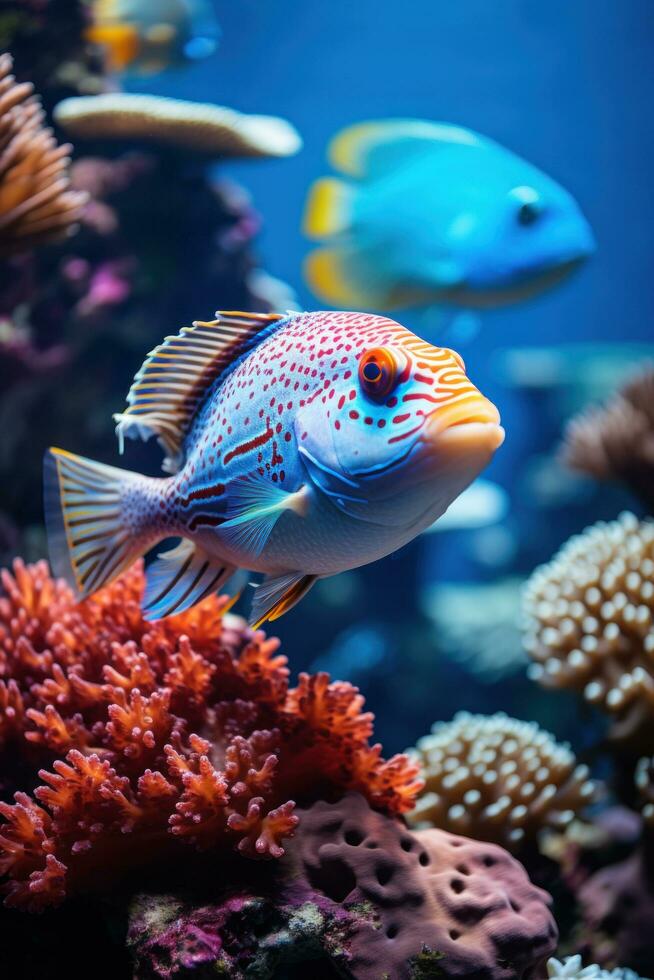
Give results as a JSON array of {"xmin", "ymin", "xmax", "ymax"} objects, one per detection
[{"xmin": 303, "ymin": 120, "xmax": 595, "ymax": 310}]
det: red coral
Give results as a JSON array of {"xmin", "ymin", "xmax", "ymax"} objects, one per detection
[{"xmin": 0, "ymin": 559, "xmax": 420, "ymax": 910}]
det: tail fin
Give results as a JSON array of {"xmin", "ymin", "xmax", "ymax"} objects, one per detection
[
  {"xmin": 44, "ymin": 448, "xmax": 154, "ymax": 600},
  {"xmin": 303, "ymin": 177, "xmax": 355, "ymax": 239}
]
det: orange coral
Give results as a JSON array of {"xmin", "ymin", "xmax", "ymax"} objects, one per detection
[{"xmin": 0, "ymin": 559, "xmax": 421, "ymax": 911}]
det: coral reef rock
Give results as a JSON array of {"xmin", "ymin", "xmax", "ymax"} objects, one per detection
[
  {"xmin": 55, "ymin": 92, "xmax": 302, "ymax": 158},
  {"xmin": 127, "ymin": 793, "xmax": 558, "ymax": 980},
  {"xmin": 548, "ymin": 955, "xmax": 644, "ymax": 980},
  {"xmin": 0, "ymin": 53, "xmax": 87, "ymax": 255},
  {"xmin": 0, "ymin": 560, "xmax": 420, "ymax": 911},
  {"xmin": 577, "ymin": 851, "xmax": 654, "ymax": 976},
  {"xmin": 407, "ymin": 712, "xmax": 594, "ymax": 851},
  {"xmin": 562, "ymin": 365, "xmax": 654, "ymax": 513},
  {"xmin": 523, "ymin": 512, "xmax": 654, "ymax": 745}
]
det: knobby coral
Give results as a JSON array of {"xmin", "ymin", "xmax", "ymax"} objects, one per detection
[
  {"xmin": 548, "ymin": 956, "xmax": 644, "ymax": 980},
  {"xmin": 562, "ymin": 365, "xmax": 654, "ymax": 513},
  {"xmin": 54, "ymin": 93, "xmax": 302, "ymax": 158},
  {"xmin": 0, "ymin": 559, "xmax": 421, "ymax": 911},
  {"xmin": 407, "ymin": 712, "xmax": 594, "ymax": 850},
  {"xmin": 0, "ymin": 53, "xmax": 87, "ymax": 256},
  {"xmin": 522, "ymin": 512, "xmax": 654, "ymax": 743}
]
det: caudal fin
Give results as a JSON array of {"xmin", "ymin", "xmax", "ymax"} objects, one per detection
[{"xmin": 44, "ymin": 448, "xmax": 153, "ymax": 600}]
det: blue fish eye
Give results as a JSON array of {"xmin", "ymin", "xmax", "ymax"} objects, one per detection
[{"xmin": 517, "ymin": 201, "xmax": 541, "ymax": 226}]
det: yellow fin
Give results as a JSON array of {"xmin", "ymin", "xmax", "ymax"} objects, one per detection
[
  {"xmin": 250, "ymin": 572, "xmax": 317, "ymax": 628},
  {"xmin": 302, "ymin": 177, "xmax": 354, "ymax": 240},
  {"xmin": 114, "ymin": 311, "xmax": 286, "ymax": 473},
  {"xmin": 303, "ymin": 248, "xmax": 386, "ymax": 308},
  {"xmin": 85, "ymin": 23, "xmax": 141, "ymax": 71},
  {"xmin": 329, "ymin": 119, "xmax": 477, "ymax": 178}
]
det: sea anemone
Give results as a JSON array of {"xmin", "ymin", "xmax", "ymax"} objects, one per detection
[
  {"xmin": 0, "ymin": 559, "xmax": 421, "ymax": 911},
  {"xmin": 406, "ymin": 712, "xmax": 594, "ymax": 850},
  {"xmin": 54, "ymin": 93, "xmax": 302, "ymax": 158},
  {"xmin": 561, "ymin": 365, "xmax": 654, "ymax": 512},
  {"xmin": 522, "ymin": 512, "xmax": 654, "ymax": 743},
  {"xmin": 0, "ymin": 53, "xmax": 87, "ymax": 256}
]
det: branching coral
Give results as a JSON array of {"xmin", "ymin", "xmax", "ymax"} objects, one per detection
[
  {"xmin": 407, "ymin": 712, "xmax": 594, "ymax": 850},
  {"xmin": 562, "ymin": 366, "xmax": 654, "ymax": 512},
  {"xmin": 54, "ymin": 93, "xmax": 302, "ymax": 158},
  {"xmin": 522, "ymin": 512, "xmax": 654, "ymax": 743},
  {"xmin": 0, "ymin": 559, "xmax": 421, "ymax": 911},
  {"xmin": 0, "ymin": 53, "xmax": 87, "ymax": 256}
]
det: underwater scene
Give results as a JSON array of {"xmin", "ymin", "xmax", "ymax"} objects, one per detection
[{"xmin": 0, "ymin": 1, "xmax": 653, "ymax": 977}]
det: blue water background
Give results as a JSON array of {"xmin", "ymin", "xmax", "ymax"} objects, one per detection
[{"xmin": 129, "ymin": 1, "xmax": 654, "ymax": 750}]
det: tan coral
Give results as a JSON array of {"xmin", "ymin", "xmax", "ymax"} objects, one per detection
[
  {"xmin": 0, "ymin": 53, "xmax": 87, "ymax": 256},
  {"xmin": 522, "ymin": 512, "xmax": 654, "ymax": 743},
  {"xmin": 54, "ymin": 93, "xmax": 302, "ymax": 158},
  {"xmin": 561, "ymin": 365, "xmax": 654, "ymax": 510},
  {"xmin": 407, "ymin": 712, "xmax": 594, "ymax": 850}
]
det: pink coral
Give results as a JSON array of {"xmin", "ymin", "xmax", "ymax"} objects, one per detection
[{"xmin": 0, "ymin": 560, "xmax": 421, "ymax": 911}]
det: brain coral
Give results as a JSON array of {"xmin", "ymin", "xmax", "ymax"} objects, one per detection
[
  {"xmin": 127, "ymin": 793, "xmax": 558, "ymax": 980},
  {"xmin": 0, "ymin": 559, "xmax": 421, "ymax": 911},
  {"xmin": 522, "ymin": 512, "xmax": 654, "ymax": 743},
  {"xmin": 407, "ymin": 712, "xmax": 594, "ymax": 850},
  {"xmin": 0, "ymin": 53, "xmax": 87, "ymax": 255},
  {"xmin": 54, "ymin": 93, "xmax": 302, "ymax": 158},
  {"xmin": 562, "ymin": 365, "xmax": 654, "ymax": 513}
]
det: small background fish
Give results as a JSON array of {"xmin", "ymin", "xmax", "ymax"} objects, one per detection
[
  {"xmin": 303, "ymin": 119, "xmax": 595, "ymax": 311},
  {"xmin": 87, "ymin": 0, "xmax": 220, "ymax": 75}
]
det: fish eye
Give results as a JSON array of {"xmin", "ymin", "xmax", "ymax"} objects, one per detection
[
  {"xmin": 517, "ymin": 201, "xmax": 542, "ymax": 226},
  {"xmin": 358, "ymin": 347, "xmax": 399, "ymax": 401}
]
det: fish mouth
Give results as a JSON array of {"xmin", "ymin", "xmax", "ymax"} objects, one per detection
[{"xmin": 424, "ymin": 396, "xmax": 505, "ymax": 453}]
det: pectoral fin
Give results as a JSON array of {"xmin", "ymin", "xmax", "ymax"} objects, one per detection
[
  {"xmin": 220, "ymin": 475, "xmax": 310, "ymax": 556},
  {"xmin": 250, "ymin": 572, "xmax": 317, "ymax": 628},
  {"xmin": 143, "ymin": 539, "xmax": 237, "ymax": 620}
]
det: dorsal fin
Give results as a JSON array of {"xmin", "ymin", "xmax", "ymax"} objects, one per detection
[
  {"xmin": 113, "ymin": 311, "xmax": 286, "ymax": 473},
  {"xmin": 328, "ymin": 119, "xmax": 481, "ymax": 179}
]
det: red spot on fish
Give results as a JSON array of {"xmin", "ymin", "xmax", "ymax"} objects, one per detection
[
  {"xmin": 349, "ymin": 409, "xmax": 360, "ymax": 420},
  {"xmin": 393, "ymin": 413, "xmax": 411, "ymax": 424}
]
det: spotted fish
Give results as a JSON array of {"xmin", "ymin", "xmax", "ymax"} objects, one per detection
[{"xmin": 44, "ymin": 310, "xmax": 504, "ymax": 627}]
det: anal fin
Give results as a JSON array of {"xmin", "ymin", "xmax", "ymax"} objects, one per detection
[
  {"xmin": 143, "ymin": 539, "xmax": 236, "ymax": 620},
  {"xmin": 249, "ymin": 572, "xmax": 317, "ymax": 628}
]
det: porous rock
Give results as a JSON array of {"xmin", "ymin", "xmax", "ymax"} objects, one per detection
[{"xmin": 127, "ymin": 793, "xmax": 558, "ymax": 979}]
